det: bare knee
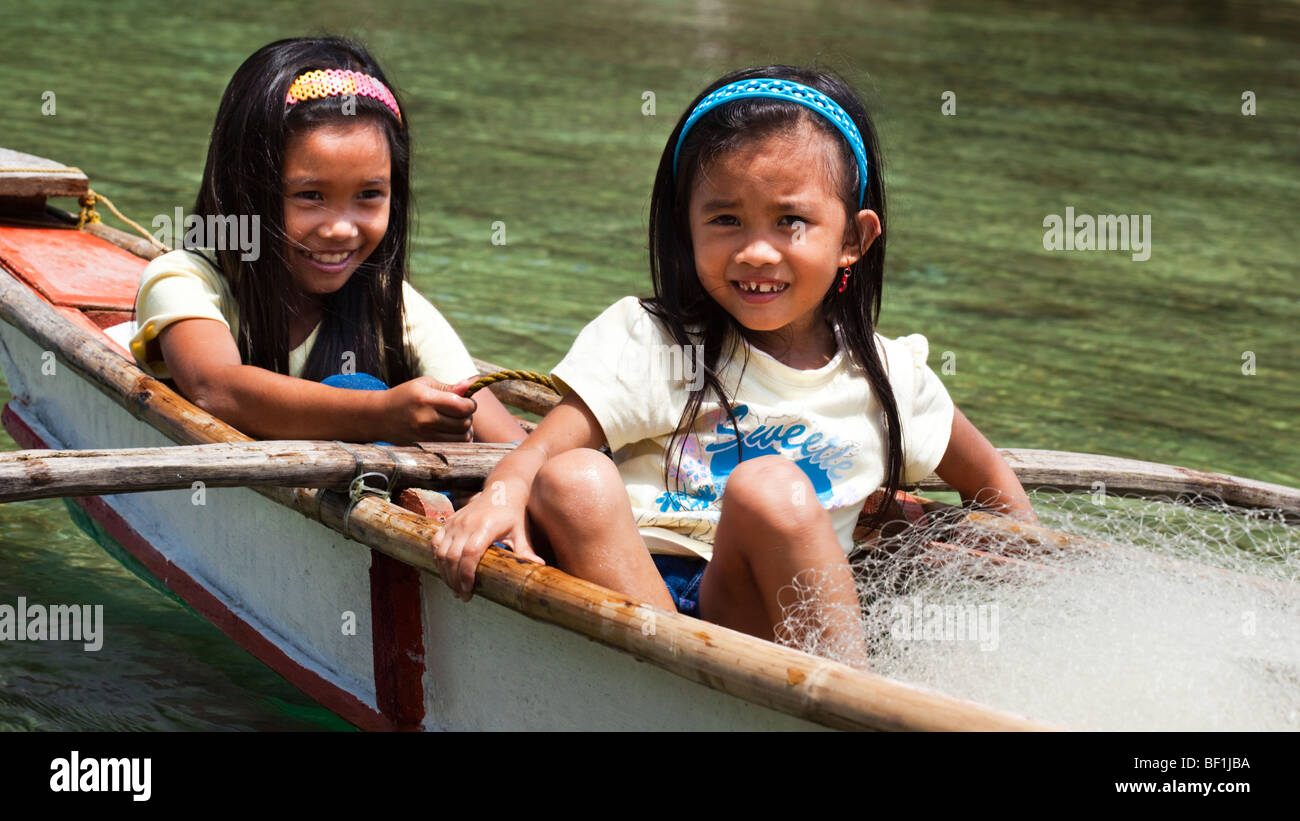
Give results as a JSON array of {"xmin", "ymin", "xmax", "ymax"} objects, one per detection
[
  {"xmin": 722, "ymin": 456, "xmax": 825, "ymax": 533},
  {"xmin": 527, "ymin": 449, "xmax": 651, "ymax": 585},
  {"xmin": 712, "ymin": 456, "xmax": 837, "ymax": 574},
  {"xmin": 528, "ymin": 448, "xmax": 626, "ymax": 524}
]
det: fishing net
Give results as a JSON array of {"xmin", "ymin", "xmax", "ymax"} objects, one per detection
[{"xmin": 774, "ymin": 489, "xmax": 1300, "ymax": 730}]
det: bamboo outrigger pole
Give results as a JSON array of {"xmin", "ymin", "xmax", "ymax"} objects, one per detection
[
  {"xmin": 0, "ymin": 441, "xmax": 509, "ymax": 503},
  {"xmin": 918, "ymin": 449, "xmax": 1300, "ymax": 521}
]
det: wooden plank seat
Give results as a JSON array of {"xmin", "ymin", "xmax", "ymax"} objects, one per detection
[{"xmin": 0, "ymin": 224, "xmax": 144, "ymax": 311}]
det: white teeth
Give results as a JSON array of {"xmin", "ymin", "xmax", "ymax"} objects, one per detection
[
  {"xmin": 306, "ymin": 250, "xmax": 350, "ymax": 264},
  {"xmin": 737, "ymin": 281, "xmax": 786, "ymax": 293}
]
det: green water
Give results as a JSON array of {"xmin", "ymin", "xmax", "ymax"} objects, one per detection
[{"xmin": 1, "ymin": 0, "xmax": 1297, "ymax": 730}]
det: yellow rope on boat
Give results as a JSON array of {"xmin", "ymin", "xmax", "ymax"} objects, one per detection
[
  {"xmin": 1, "ymin": 166, "xmax": 167, "ymax": 251},
  {"xmin": 465, "ymin": 369, "xmax": 558, "ymax": 397},
  {"xmin": 76, "ymin": 191, "xmax": 171, "ymax": 251}
]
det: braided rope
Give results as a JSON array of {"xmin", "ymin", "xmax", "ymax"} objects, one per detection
[
  {"xmin": 464, "ymin": 369, "xmax": 557, "ymax": 397},
  {"xmin": 2, "ymin": 165, "xmax": 165, "ymax": 249},
  {"xmin": 0, "ymin": 167, "xmax": 171, "ymax": 252},
  {"xmin": 76, "ymin": 190, "xmax": 171, "ymax": 250}
]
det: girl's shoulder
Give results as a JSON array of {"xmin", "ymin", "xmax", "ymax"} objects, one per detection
[
  {"xmin": 598, "ymin": 295, "xmax": 654, "ymax": 322},
  {"xmin": 398, "ymin": 278, "xmax": 436, "ymax": 315},
  {"xmin": 867, "ymin": 331, "xmax": 944, "ymax": 394},
  {"xmin": 397, "ymin": 280, "xmax": 479, "ymax": 382},
  {"xmin": 553, "ymin": 296, "xmax": 676, "ymax": 389},
  {"xmin": 131, "ymin": 250, "xmax": 236, "ymax": 379},
  {"xmin": 582, "ymin": 296, "xmax": 677, "ymax": 345},
  {"xmin": 138, "ymin": 249, "xmax": 228, "ymax": 295},
  {"xmin": 872, "ymin": 331, "xmax": 936, "ymax": 370},
  {"xmin": 397, "ymin": 279, "xmax": 476, "ymax": 344}
]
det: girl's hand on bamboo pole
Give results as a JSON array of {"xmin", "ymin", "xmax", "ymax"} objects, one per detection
[
  {"xmin": 431, "ymin": 392, "xmax": 607, "ymax": 600},
  {"xmin": 433, "ymin": 469, "xmax": 542, "ymax": 601}
]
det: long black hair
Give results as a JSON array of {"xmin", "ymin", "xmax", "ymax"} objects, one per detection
[
  {"xmin": 193, "ymin": 36, "xmax": 415, "ymax": 385},
  {"xmin": 643, "ymin": 65, "xmax": 906, "ymax": 534}
]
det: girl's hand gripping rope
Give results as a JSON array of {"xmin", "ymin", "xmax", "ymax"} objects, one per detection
[{"xmin": 381, "ymin": 377, "xmax": 478, "ymax": 443}]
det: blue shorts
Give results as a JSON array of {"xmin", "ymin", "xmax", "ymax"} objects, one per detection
[{"xmin": 652, "ymin": 555, "xmax": 706, "ymax": 618}]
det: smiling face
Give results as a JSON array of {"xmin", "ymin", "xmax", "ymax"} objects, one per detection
[
  {"xmin": 281, "ymin": 120, "xmax": 392, "ymax": 303},
  {"xmin": 688, "ymin": 120, "xmax": 878, "ymax": 366}
]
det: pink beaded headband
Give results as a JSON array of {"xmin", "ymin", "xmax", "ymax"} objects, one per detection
[{"xmin": 284, "ymin": 69, "xmax": 403, "ymax": 124}]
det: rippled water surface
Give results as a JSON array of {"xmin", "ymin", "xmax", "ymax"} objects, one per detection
[{"xmin": 1, "ymin": 0, "xmax": 1296, "ymax": 729}]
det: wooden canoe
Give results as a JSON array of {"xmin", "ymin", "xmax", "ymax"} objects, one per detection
[{"xmin": 2, "ymin": 151, "xmax": 1291, "ymax": 731}]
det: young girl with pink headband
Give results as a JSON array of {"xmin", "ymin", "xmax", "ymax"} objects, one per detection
[
  {"xmin": 434, "ymin": 65, "xmax": 1036, "ymax": 664},
  {"xmin": 131, "ymin": 37, "xmax": 523, "ymax": 444}
]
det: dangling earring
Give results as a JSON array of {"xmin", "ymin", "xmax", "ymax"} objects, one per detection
[{"xmin": 837, "ymin": 267, "xmax": 851, "ymax": 293}]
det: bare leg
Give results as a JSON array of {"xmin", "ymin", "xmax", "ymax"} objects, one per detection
[
  {"xmin": 528, "ymin": 448, "xmax": 676, "ymax": 611},
  {"xmin": 700, "ymin": 456, "xmax": 867, "ymax": 663}
]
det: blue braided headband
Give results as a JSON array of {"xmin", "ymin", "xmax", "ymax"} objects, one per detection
[{"xmin": 672, "ymin": 78, "xmax": 869, "ymax": 207}]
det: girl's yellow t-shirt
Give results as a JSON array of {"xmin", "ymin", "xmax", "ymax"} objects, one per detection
[
  {"xmin": 550, "ymin": 297, "xmax": 955, "ymax": 560},
  {"xmin": 130, "ymin": 249, "xmax": 478, "ymax": 384}
]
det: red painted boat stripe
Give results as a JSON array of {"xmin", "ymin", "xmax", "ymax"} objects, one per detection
[
  {"xmin": 369, "ymin": 550, "xmax": 426, "ymax": 730},
  {"xmin": 2, "ymin": 401, "xmax": 396, "ymax": 731}
]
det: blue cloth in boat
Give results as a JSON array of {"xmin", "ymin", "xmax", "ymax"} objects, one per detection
[
  {"xmin": 652, "ymin": 554, "xmax": 706, "ymax": 618},
  {"xmin": 323, "ymin": 372, "xmax": 392, "ymax": 445},
  {"xmin": 322, "ymin": 372, "xmax": 390, "ymax": 392}
]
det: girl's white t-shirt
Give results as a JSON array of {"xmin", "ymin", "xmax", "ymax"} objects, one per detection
[
  {"xmin": 550, "ymin": 296, "xmax": 955, "ymax": 560},
  {"xmin": 129, "ymin": 249, "xmax": 478, "ymax": 384}
]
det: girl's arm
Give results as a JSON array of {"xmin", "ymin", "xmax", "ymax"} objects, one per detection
[
  {"xmin": 433, "ymin": 390, "xmax": 606, "ymax": 599},
  {"xmin": 466, "ymin": 389, "xmax": 528, "ymax": 443},
  {"xmin": 933, "ymin": 406, "xmax": 1039, "ymax": 524},
  {"xmin": 158, "ymin": 318, "xmax": 505, "ymax": 443}
]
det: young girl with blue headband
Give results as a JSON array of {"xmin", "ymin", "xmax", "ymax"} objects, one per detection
[
  {"xmin": 130, "ymin": 37, "xmax": 524, "ymax": 444},
  {"xmin": 435, "ymin": 66, "xmax": 1036, "ymax": 661}
]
